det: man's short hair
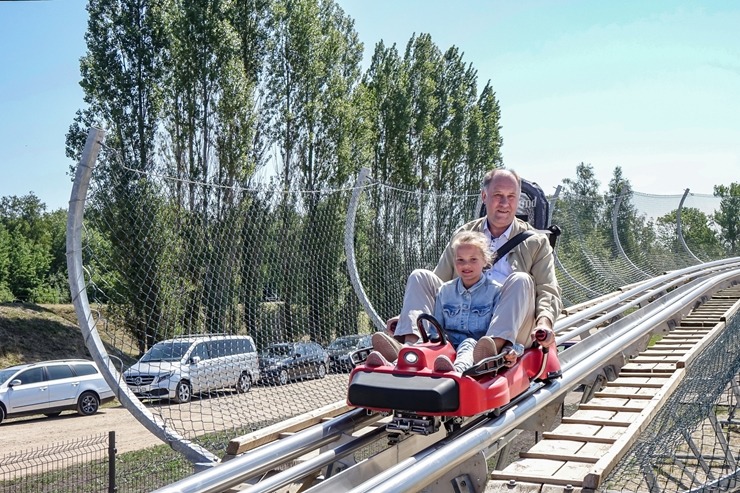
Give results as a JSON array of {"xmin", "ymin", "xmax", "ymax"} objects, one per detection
[{"xmin": 482, "ymin": 168, "xmax": 521, "ymax": 192}]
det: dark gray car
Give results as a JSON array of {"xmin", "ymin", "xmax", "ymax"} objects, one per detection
[
  {"xmin": 259, "ymin": 342, "xmax": 329, "ymax": 385},
  {"xmin": 327, "ymin": 334, "xmax": 372, "ymax": 373}
]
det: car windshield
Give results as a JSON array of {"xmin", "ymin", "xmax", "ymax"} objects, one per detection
[
  {"xmin": 0, "ymin": 367, "xmax": 21, "ymax": 386},
  {"xmin": 141, "ymin": 342, "xmax": 192, "ymax": 362},
  {"xmin": 262, "ymin": 345, "xmax": 293, "ymax": 358},
  {"xmin": 328, "ymin": 338, "xmax": 359, "ymax": 350}
]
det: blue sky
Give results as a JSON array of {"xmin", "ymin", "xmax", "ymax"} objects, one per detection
[{"xmin": 1, "ymin": 1, "xmax": 738, "ymax": 212}]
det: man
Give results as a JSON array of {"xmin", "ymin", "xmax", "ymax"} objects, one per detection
[{"xmin": 368, "ymin": 168, "xmax": 561, "ymax": 368}]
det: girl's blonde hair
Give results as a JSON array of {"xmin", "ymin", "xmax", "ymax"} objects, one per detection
[{"xmin": 450, "ymin": 231, "xmax": 496, "ymax": 267}]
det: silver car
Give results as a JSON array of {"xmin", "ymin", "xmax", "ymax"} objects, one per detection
[
  {"xmin": 124, "ymin": 335, "xmax": 260, "ymax": 404},
  {"xmin": 0, "ymin": 359, "xmax": 115, "ymax": 424}
]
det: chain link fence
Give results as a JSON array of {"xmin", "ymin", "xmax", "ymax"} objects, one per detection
[
  {"xmin": 67, "ymin": 130, "xmax": 735, "ymax": 486},
  {"xmin": 0, "ymin": 431, "xmax": 192, "ymax": 493}
]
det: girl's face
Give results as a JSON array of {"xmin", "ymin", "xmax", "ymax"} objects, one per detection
[{"xmin": 454, "ymin": 243, "xmax": 486, "ymax": 288}]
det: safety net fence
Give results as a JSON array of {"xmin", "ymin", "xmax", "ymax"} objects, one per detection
[
  {"xmin": 599, "ymin": 314, "xmax": 740, "ymax": 493},
  {"xmin": 69, "ymin": 136, "xmax": 730, "ymax": 465}
]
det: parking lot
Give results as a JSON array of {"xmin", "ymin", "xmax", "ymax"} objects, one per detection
[{"xmin": 1, "ymin": 373, "xmax": 350, "ymax": 457}]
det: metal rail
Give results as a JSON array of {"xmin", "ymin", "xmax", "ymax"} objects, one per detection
[
  {"xmin": 316, "ymin": 267, "xmax": 740, "ymax": 493},
  {"xmin": 153, "ymin": 261, "xmax": 740, "ymax": 493}
]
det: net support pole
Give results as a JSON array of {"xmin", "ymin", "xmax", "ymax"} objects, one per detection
[
  {"xmin": 677, "ymin": 188, "xmax": 703, "ymax": 264},
  {"xmin": 66, "ymin": 127, "xmax": 218, "ymax": 467},
  {"xmin": 344, "ymin": 167, "xmax": 386, "ymax": 332},
  {"xmin": 612, "ymin": 189, "xmax": 651, "ymax": 279}
]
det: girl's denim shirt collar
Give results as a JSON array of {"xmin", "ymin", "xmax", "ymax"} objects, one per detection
[{"xmin": 454, "ymin": 272, "xmax": 488, "ymax": 295}]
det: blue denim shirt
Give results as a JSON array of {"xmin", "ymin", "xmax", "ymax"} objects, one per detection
[{"xmin": 433, "ymin": 275, "xmax": 501, "ymax": 348}]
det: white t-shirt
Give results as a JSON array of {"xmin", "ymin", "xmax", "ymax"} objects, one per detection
[{"xmin": 483, "ymin": 221, "xmax": 514, "ymax": 285}]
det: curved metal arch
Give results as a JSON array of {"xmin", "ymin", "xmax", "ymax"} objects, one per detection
[
  {"xmin": 67, "ymin": 128, "xmax": 217, "ymax": 466},
  {"xmin": 612, "ymin": 190, "xmax": 651, "ymax": 280},
  {"xmin": 344, "ymin": 167, "xmax": 386, "ymax": 332},
  {"xmin": 677, "ymin": 188, "xmax": 704, "ymax": 264}
]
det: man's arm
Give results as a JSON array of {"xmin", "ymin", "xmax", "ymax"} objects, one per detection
[{"xmin": 528, "ymin": 234, "xmax": 561, "ymax": 348}]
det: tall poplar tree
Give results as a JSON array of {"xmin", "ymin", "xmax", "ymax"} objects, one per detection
[{"xmin": 69, "ymin": 0, "xmax": 169, "ymax": 352}]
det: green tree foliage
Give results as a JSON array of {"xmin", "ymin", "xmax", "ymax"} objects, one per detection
[
  {"xmin": 557, "ymin": 163, "xmax": 605, "ymax": 247},
  {"xmin": 0, "ymin": 194, "xmax": 67, "ymax": 303},
  {"xmin": 553, "ymin": 163, "xmax": 613, "ymax": 293},
  {"xmin": 713, "ymin": 183, "xmax": 740, "ymax": 256},
  {"xmin": 655, "ymin": 207, "xmax": 723, "ymax": 261},
  {"xmin": 0, "ymin": 224, "xmax": 10, "ymax": 301},
  {"xmin": 71, "ymin": 0, "xmax": 169, "ymax": 352}
]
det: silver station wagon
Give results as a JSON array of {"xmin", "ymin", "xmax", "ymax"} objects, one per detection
[{"xmin": 0, "ymin": 359, "xmax": 115, "ymax": 424}]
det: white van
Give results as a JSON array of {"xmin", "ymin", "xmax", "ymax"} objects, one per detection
[{"xmin": 123, "ymin": 335, "xmax": 259, "ymax": 403}]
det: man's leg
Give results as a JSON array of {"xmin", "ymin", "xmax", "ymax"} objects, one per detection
[
  {"xmin": 474, "ymin": 272, "xmax": 536, "ymax": 364},
  {"xmin": 393, "ymin": 269, "xmax": 443, "ymax": 341},
  {"xmin": 374, "ymin": 269, "xmax": 443, "ymax": 361},
  {"xmin": 486, "ymin": 271, "xmax": 536, "ymax": 346}
]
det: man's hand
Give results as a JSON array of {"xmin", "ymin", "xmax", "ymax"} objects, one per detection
[
  {"xmin": 385, "ymin": 316, "xmax": 399, "ymax": 336},
  {"xmin": 533, "ymin": 327, "xmax": 556, "ymax": 348},
  {"xmin": 502, "ymin": 347, "xmax": 518, "ymax": 367}
]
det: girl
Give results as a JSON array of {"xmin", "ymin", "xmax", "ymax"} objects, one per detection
[{"xmin": 432, "ymin": 231, "xmax": 501, "ymax": 372}]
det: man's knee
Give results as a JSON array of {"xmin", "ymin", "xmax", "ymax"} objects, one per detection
[
  {"xmin": 408, "ymin": 268, "xmax": 436, "ymax": 282},
  {"xmin": 406, "ymin": 269, "xmax": 443, "ymax": 291},
  {"xmin": 502, "ymin": 272, "xmax": 535, "ymax": 295}
]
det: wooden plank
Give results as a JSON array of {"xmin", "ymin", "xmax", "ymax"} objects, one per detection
[
  {"xmin": 582, "ymin": 369, "xmax": 686, "ymax": 490},
  {"xmin": 676, "ymin": 320, "xmax": 726, "ymax": 368},
  {"xmin": 604, "ymin": 381, "xmax": 664, "ymax": 388},
  {"xmin": 609, "ymin": 376, "xmax": 670, "ymax": 385},
  {"xmin": 491, "ymin": 458, "xmax": 588, "ymax": 487},
  {"xmin": 520, "ymin": 451, "xmax": 599, "ymax": 464},
  {"xmin": 578, "ymin": 402, "xmax": 646, "ymax": 412},
  {"xmin": 609, "ymin": 372, "xmax": 673, "ymax": 379},
  {"xmin": 520, "ymin": 439, "xmax": 611, "ymax": 464},
  {"xmin": 561, "ymin": 416, "xmax": 631, "ymax": 427},
  {"xmin": 630, "ymin": 356, "xmax": 680, "ymax": 364},
  {"xmin": 620, "ymin": 363, "xmax": 675, "ymax": 373},
  {"xmin": 225, "ymin": 401, "xmax": 352, "ymax": 456},
  {"xmin": 592, "ymin": 392, "xmax": 654, "ymax": 400},
  {"xmin": 541, "ymin": 433, "xmax": 617, "ymax": 444},
  {"xmin": 485, "ymin": 480, "xmax": 544, "ymax": 492},
  {"xmin": 542, "ymin": 485, "xmax": 583, "ymax": 493},
  {"xmin": 719, "ymin": 298, "xmax": 740, "ymax": 320},
  {"xmin": 580, "ymin": 396, "xmax": 650, "ymax": 412}
]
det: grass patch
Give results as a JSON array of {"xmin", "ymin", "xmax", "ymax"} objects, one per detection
[
  {"xmin": 0, "ymin": 440, "xmax": 193, "ymax": 493},
  {"xmin": 0, "ymin": 303, "xmax": 139, "ymax": 369}
]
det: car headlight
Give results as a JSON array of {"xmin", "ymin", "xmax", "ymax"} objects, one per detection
[{"xmin": 155, "ymin": 372, "xmax": 174, "ymax": 383}]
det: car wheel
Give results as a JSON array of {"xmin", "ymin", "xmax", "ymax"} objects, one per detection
[
  {"xmin": 0, "ymin": 405, "xmax": 5, "ymax": 424},
  {"xmin": 278, "ymin": 369, "xmax": 289, "ymax": 386},
  {"xmin": 174, "ymin": 381, "xmax": 192, "ymax": 404},
  {"xmin": 236, "ymin": 372, "xmax": 252, "ymax": 393},
  {"xmin": 45, "ymin": 412, "xmax": 62, "ymax": 418},
  {"xmin": 77, "ymin": 391, "xmax": 100, "ymax": 416},
  {"xmin": 317, "ymin": 363, "xmax": 327, "ymax": 379}
]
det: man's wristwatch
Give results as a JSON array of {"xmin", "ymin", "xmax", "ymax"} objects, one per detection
[{"xmin": 511, "ymin": 343, "xmax": 525, "ymax": 357}]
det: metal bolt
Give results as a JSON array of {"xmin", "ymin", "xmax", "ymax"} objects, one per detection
[{"xmin": 507, "ymin": 479, "xmax": 517, "ymax": 489}]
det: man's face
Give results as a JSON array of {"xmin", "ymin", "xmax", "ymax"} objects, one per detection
[{"xmin": 482, "ymin": 173, "xmax": 520, "ymax": 233}]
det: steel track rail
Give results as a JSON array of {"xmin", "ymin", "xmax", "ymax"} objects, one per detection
[
  {"xmin": 329, "ymin": 268, "xmax": 740, "ymax": 493},
  {"xmin": 154, "ymin": 261, "xmax": 740, "ymax": 493}
]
